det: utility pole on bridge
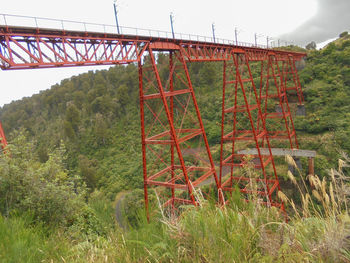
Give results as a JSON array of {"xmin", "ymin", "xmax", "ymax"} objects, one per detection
[
  {"xmin": 254, "ymin": 33, "xmax": 263, "ymax": 47},
  {"xmin": 212, "ymin": 23, "xmax": 216, "ymax": 43},
  {"xmin": 113, "ymin": 0, "xmax": 121, "ymax": 34},
  {"xmin": 170, "ymin": 12, "xmax": 175, "ymax": 39},
  {"xmin": 234, "ymin": 27, "xmax": 238, "ymax": 45}
]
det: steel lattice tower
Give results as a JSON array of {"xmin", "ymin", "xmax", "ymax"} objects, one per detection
[
  {"xmin": 258, "ymin": 54, "xmax": 299, "ymax": 149},
  {"xmin": 139, "ymin": 45, "xmax": 222, "ymax": 219},
  {"xmin": 219, "ymin": 51, "xmax": 285, "ymax": 211}
]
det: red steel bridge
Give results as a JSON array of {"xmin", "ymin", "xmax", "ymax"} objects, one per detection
[{"xmin": 0, "ymin": 14, "xmax": 307, "ymax": 220}]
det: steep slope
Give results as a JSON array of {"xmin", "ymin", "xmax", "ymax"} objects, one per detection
[
  {"xmin": 1, "ymin": 38, "xmax": 350, "ymax": 196},
  {"xmin": 0, "ymin": 59, "xmax": 223, "ymax": 198},
  {"xmin": 294, "ymin": 35, "xmax": 350, "ymax": 174}
]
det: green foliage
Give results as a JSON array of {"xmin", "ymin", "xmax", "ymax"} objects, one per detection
[
  {"xmin": 305, "ymin": 41, "xmax": 316, "ymax": 50},
  {"xmin": 291, "ymin": 36, "xmax": 350, "ymax": 172},
  {"xmin": 78, "ymin": 155, "xmax": 98, "ymax": 191},
  {"xmin": 0, "ymin": 63, "xmax": 143, "ymax": 197},
  {"xmin": 0, "ymin": 131, "xmax": 87, "ymax": 227},
  {"xmin": 1, "ymin": 35, "xmax": 350, "ymax": 262},
  {"xmin": 65, "ymin": 103, "xmax": 80, "ymax": 131},
  {"xmin": 340, "ymin": 31, "xmax": 349, "ymax": 38},
  {"xmin": 0, "ymin": 215, "xmax": 71, "ymax": 262}
]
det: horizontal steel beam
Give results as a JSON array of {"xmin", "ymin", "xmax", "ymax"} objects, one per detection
[{"xmin": 237, "ymin": 148, "xmax": 316, "ymax": 158}]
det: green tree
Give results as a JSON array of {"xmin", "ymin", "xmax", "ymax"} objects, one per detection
[
  {"xmin": 95, "ymin": 113, "xmax": 108, "ymax": 145},
  {"xmin": 65, "ymin": 103, "xmax": 80, "ymax": 132},
  {"xmin": 305, "ymin": 41, "xmax": 316, "ymax": 50},
  {"xmin": 116, "ymin": 84, "xmax": 129, "ymax": 109},
  {"xmin": 339, "ymin": 31, "xmax": 348, "ymax": 38},
  {"xmin": 78, "ymin": 155, "xmax": 98, "ymax": 191},
  {"xmin": 0, "ymin": 132, "xmax": 87, "ymax": 226},
  {"xmin": 63, "ymin": 120, "xmax": 75, "ymax": 139}
]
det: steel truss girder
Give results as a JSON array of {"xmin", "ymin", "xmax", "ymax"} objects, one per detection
[
  {"xmin": 0, "ymin": 26, "xmax": 306, "ymax": 69},
  {"xmin": 0, "ymin": 27, "xmax": 147, "ymax": 69},
  {"xmin": 179, "ymin": 44, "xmax": 302, "ymax": 63}
]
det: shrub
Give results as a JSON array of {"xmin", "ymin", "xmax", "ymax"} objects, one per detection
[
  {"xmin": 339, "ymin": 31, "xmax": 349, "ymax": 38},
  {"xmin": 0, "ymin": 131, "xmax": 87, "ymax": 227}
]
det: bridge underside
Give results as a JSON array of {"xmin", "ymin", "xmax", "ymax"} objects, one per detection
[{"xmin": 0, "ymin": 25, "xmax": 308, "ymax": 220}]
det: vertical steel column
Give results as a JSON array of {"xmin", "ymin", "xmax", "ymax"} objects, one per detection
[
  {"xmin": 219, "ymin": 60, "xmax": 227, "ymax": 187},
  {"xmin": 169, "ymin": 51, "xmax": 175, "ymax": 209},
  {"xmin": 138, "ymin": 58, "xmax": 150, "ymax": 222}
]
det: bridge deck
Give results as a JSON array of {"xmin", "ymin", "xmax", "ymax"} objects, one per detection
[{"xmin": 0, "ymin": 25, "xmax": 306, "ymax": 70}]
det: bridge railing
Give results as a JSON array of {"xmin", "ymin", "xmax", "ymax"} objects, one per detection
[{"xmin": 0, "ymin": 13, "xmax": 281, "ymax": 49}]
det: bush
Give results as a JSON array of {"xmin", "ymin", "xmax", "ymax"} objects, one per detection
[
  {"xmin": 0, "ymin": 131, "xmax": 87, "ymax": 227},
  {"xmin": 339, "ymin": 31, "xmax": 348, "ymax": 38}
]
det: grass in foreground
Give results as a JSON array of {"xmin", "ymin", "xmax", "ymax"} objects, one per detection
[{"xmin": 1, "ymin": 157, "xmax": 350, "ymax": 262}]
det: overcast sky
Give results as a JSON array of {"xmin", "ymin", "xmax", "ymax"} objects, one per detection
[
  {"xmin": 0, "ymin": 0, "xmax": 348, "ymax": 106},
  {"xmin": 281, "ymin": 0, "xmax": 350, "ymax": 45}
]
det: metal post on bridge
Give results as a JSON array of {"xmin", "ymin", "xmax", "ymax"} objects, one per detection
[
  {"xmin": 170, "ymin": 12, "xmax": 175, "ymax": 39},
  {"xmin": 113, "ymin": 0, "xmax": 121, "ymax": 34},
  {"xmin": 212, "ymin": 23, "xmax": 216, "ymax": 43},
  {"xmin": 267, "ymin": 36, "xmax": 270, "ymax": 48},
  {"xmin": 255, "ymin": 33, "xmax": 257, "ymax": 46},
  {"xmin": 254, "ymin": 33, "xmax": 263, "ymax": 47},
  {"xmin": 235, "ymin": 27, "xmax": 238, "ymax": 45}
]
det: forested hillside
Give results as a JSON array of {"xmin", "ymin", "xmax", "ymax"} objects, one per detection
[
  {"xmin": 1, "ymin": 35, "xmax": 350, "ymax": 262},
  {"xmin": 2, "ymin": 36, "xmax": 350, "ymax": 190},
  {"xmin": 0, "ymin": 55, "xmax": 224, "ymax": 198},
  {"xmin": 296, "ymin": 33, "xmax": 350, "ymax": 172}
]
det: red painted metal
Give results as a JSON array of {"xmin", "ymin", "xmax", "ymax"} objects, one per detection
[
  {"xmin": 282, "ymin": 56, "xmax": 305, "ymax": 105},
  {"xmin": 138, "ymin": 45, "xmax": 221, "ymax": 218},
  {"xmin": 219, "ymin": 50, "xmax": 285, "ymax": 212},
  {"xmin": 0, "ymin": 27, "xmax": 147, "ymax": 69},
  {"xmin": 0, "ymin": 122, "xmax": 7, "ymax": 150},
  {"xmin": 0, "ymin": 26, "xmax": 305, "ymax": 69},
  {"xmin": 0, "ymin": 24, "xmax": 308, "ymax": 218},
  {"xmin": 258, "ymin": 53, "xmax": 299, "ymax": 149}
]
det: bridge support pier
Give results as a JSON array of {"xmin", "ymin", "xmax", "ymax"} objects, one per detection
[
  {"xmin": 219, "ymin": 51, "xmax": 285, "ymax": 212},
  {"xmin": 138, "ymin": 46, "xmax": 221, "ymax": 220},
  {"xmin": 259, "ymin": 54, "xmax": 299, "ymax": 149}
]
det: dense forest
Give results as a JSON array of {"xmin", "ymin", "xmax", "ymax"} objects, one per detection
[{"xmin": 1, "ymin": 33, "xmax": 350, "ymax": 262}]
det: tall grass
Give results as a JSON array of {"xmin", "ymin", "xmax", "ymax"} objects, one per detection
[
  {"xmin": 1, "ymin": 158, "xmax": 350, "ymax": 262},
  {"xmin": 0, "ymin": 214, "xmax": 72, "ymax": 262}
]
